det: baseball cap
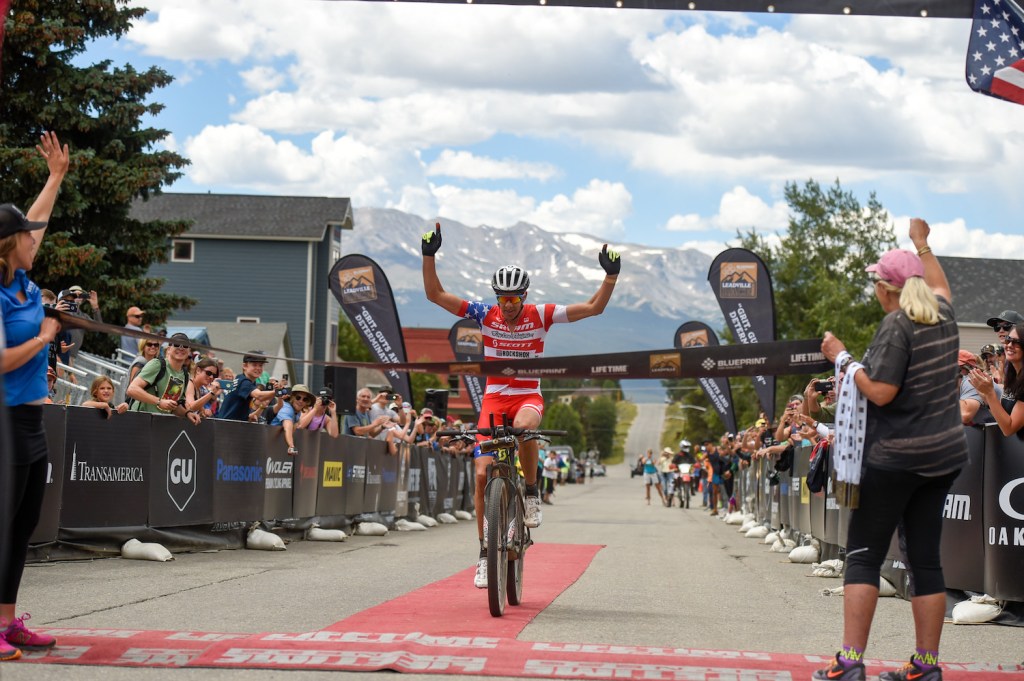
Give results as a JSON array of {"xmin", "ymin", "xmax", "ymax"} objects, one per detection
[
  {"xmin": 242, "ymin": 350, "xmax": 267, "ymax": 364},
  {"xmin": 57, "ymin": 289, "xmax": 76, "ymax": 301},
  {"xmin": 980, "ymin": 343, "xmax": 999, "ymax": 358},
  {"xmin": 126, "ymin": 306, "xmax": 145, "ymax": 317},
  {"xmin": 421, "ymin": 407, "xmax": 434, "ymax": 417},
  {"xmin": 957, "ymin": 349, "xmax": 978, "ymax": 367},
  {"xmin": 0, "ymin": 204, "xmax": 47, "ymax": 239},
  {"xmin": 69, "ymin": 285, "xmax": 85, "ymax": 294},
  {"xmin": 662, "ymin": 447, "xmax": 673, "ymax": 455},
  {"xmin": 986, "ymin": 310, "xmax": 1024, "ymax": 329},
  {"xmin": 865, "ymin": 249, "xmax": 924, "ymax": 289}
]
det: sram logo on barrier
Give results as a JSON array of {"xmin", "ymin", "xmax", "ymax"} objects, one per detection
[
  {"xmin": 943, "ymin": 493, "xmax": 972, "ymax": 521},
  {"xmin": 167, "ymin": 432, "xmax": 197, "ymax": 512},
  {"xmin": 323, "ymin": 461, "xmax": 344, "ymax": 487}
]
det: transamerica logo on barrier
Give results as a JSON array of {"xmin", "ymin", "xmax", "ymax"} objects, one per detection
[
  {"xmin": 69, "ymin": 444, "xmax": 144, "ymax": 483},
  {"xmin": 338, "ymin": 266, "xmax": 377, "ymax": 304},
  {"xmin": 719, "ymin": 261, "xmax": 758, "ymax": 298},
  {"xmin": 167, "ymin": 431, "xmax": 197, "ymax": 512}
]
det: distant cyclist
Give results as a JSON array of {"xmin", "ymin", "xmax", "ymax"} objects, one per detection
[{"xmin": 421, "ymin": 222, "xmax": 620, "ymax": 588}]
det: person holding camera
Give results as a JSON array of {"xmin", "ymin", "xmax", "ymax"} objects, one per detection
[
  {"xmin": 185, "ymin": 357, "xmax": 223, "ymax": 419},
  {"xmin": 268, "ymin": 384, "xmax": 314, "ymax": 455},
  {"xmin": 298, "ymin": 387, "xmax": 340, "ymax": 437},
  {"xmin": 126, "ymin": 333, "xmax": 201, "ymax": 425},
  {"xmin": 218, "ymin": 350, "xmax": 276, "ymax": 422},
  {"xmin": 815, "ymin": 219, "xmax": 966, "ymax": 681},
  {"xmin": 803, "ymin": 375, "xmax": 838, "ymax": 423}
]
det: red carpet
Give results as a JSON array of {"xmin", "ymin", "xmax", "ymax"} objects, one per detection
[
  {"xmin": 323, "ymin": 542, "xmax": 603, "ymax": 638},
  {"xmin": 11, "ymin": 541, "xmax": 1024, "ymax": 678}
]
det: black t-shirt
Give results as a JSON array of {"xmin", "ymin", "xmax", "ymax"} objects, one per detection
[{"xmin": 860, "ymin": 296, "xmax": 968, "ymax": 476}]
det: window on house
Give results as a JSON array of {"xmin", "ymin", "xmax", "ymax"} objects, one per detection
[
  {"xmin": 237, "ymin": 316, "xmax": 260, "ymax": 324},
  {"xmin": 447, "ymin": 375, "xmax": 460, "ymax": 397},
  {"xmin": 171, "ymin": 239, "xmax": 194, "ymax": 263}
]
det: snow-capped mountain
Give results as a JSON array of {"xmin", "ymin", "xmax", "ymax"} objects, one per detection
[{"xmin": 346, "ymin": 208, "xmax": 727, "ymax": 355}]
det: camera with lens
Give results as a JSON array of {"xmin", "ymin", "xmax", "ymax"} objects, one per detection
[
  {"xmin": 276, "ymin": 387, "xmax": 290, "ymax": 397},
  {"xmin": 318, "ymin": 387, "xmax": 333, "ymax": 406},
  {"xmin": 814, "ymin": 380, "xmax": 833, "ymax": 394}
]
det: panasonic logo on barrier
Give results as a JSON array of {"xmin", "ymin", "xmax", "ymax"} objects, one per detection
[{"xmin": 216, "ymin": 459, "xmax": 263, "ymax": 483}]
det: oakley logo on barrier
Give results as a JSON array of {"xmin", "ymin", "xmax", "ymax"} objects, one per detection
[
  {"xmin": 998, "ymin": 477, "xmax": 1024, "ymax": 521},
  {"xmin": 167, "ymin": 431, "xmax": 198, "ymax": 512}
]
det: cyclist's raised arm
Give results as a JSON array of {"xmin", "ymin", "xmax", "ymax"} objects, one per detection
[
  {"xmin": 421, "ymin": 221, "xmax": 464, "ymax": 315},
  {"xmin": 566, "ymin": 244, "xmax": 620, "ymax": 322}
]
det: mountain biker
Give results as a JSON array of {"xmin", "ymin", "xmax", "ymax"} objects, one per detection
[{"xmin": 421, "ymin": 221, "xmax": 620, "ymax": 588}]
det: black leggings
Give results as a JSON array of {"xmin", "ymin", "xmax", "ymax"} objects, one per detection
[
  {"xmin": 844, "ymin": 466, "xmax": 959, "ymax": 597},
  {"xmin": 1, "ymin": 406, "xmax": 49, "ymax": 604}
]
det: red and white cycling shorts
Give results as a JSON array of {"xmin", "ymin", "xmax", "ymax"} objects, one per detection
[{"xmin": 473, "ymin": 392, "xmax": 544, "ymax": 458}]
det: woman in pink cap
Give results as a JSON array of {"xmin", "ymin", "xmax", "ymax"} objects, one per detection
[{"xmin": 815, "ymin": 219, "xmax": 967, "ymax": 681}]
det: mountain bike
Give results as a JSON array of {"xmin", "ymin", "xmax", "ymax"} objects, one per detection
[{"xmin": 441, "ymin": 415, "xmax": 565, "ymax": 617}]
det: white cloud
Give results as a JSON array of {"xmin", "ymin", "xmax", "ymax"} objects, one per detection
[
  {"xmin": 432, "ymin": 185, "xmax": 536, "ymax": 227},
  {"xmin": 891, "ymin": 216, "xmax": 1024, "ymax": 259},
  {"xmin": 665, "ymin": 187, "xmax": 788, "ymax": 234},
  {"xmin": 427, "ymin": 150, "xmax": 559, "ymax": 181},
  {"xmin": 525, "ymin": 180, "xmax": 632, "ymax": 238},
  {"xmin": 240, "ymin": 65, "xmax": 287, "ymax": 93}
]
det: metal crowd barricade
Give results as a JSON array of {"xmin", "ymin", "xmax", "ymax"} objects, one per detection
[
  {"xmin": 52, "ymin": 376, "xmax": 88, "ymax": 406},
  {"xmin": 74, "ymin": 351, "xmax": 129, "ymax": 401}
]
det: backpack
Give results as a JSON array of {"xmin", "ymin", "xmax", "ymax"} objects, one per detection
[{"xmin": 806, "ymin": 440, "xmax": 831, "ymax": 493}]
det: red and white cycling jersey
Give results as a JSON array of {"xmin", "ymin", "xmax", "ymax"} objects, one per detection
[{"xmin": 458, "ymin": 300, "xmax": 569, "ymax": 395}]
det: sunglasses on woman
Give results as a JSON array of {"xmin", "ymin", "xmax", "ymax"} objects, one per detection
[
  {"xmin": 1004, "ymin": 337, "xmax": 1023, "ymax": 348},
  {"xmin": 201, "ymin": 370, "xmax": 218, "ymax": 378}
]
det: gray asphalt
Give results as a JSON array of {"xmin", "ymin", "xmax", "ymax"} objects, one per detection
[{"xmin": 3, "ymin": 403, "xmax": 1020, "ymax": 680}]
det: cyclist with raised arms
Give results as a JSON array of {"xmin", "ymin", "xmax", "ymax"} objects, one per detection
[{"xmin": 421, "ymin": 222, "xmax": 621, "ymax": 588}]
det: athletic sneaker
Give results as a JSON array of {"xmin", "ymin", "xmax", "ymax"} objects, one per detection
[
  {"xmin": 473, "ymin": 558, "xmax": 488, "ymax": 589},
  {"xmin": 3, "ymin": 613, "xmax": 56, "ymax": 650},
  {"xmin": 525, "ymin": 495, "xmax": 543, "ymax": 528},
  {"xmin": 878, "ymin": 659, "xmax": 942, "ymax": 681},
  {"xmin": 0, "ymin": 632, "xmax": 22, "ymax": 661},
  {"xmin": 811, "ymin": 653, "xmax": 865, "ymax": 681}
]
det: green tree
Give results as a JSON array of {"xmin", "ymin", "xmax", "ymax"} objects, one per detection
[
  {"xmin": 586, "ymin": 396, "xmax": 617, "ymax": 458},
  {"xmin": 1, "ymin": 1, "xmax": 193, "ymax": 355},
  {"xmin": 336, "ymin": 314, "xmax": 373, "ymax": 361},
  {"xmin": 541, "ymin": 401, "xmax": 585, "ymax": 455},
  {"xmin": 736, "ymin": 179, "xmax": 896, "ymax": 416}
]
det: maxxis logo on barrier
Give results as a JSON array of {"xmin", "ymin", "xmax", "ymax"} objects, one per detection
[
  {"xmin": 168, "ymin": 431, "xmax": 198, "ymax": 512},
  {"xmin": 323, "ymin": 461, "xmax": 344, "ymax": 488}
]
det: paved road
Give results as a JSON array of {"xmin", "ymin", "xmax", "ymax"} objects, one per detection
[
  {"xmin": 623, "ymin": 402, "xmax": 666, "ymax": 464},
  {"xmin": 5, "ymin": 410, "xmax": 1021, "ymax": 680}
]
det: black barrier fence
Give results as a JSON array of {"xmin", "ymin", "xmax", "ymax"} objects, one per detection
[
  {"xmin": 29, "ymin": 406, "xmax": 473, "ymax": 558},
  {"xmin": 743, "ymin": 425, "xmax": 1022, "ymax": 602}
]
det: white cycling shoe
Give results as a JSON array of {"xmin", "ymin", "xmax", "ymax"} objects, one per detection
[
  {"xmin": 473, "ymin": 558, "xmax": 488, "ymax": 589},
  {"xmin": 525, "ymin": 495, "xmax": 543, "ymax": 528}
]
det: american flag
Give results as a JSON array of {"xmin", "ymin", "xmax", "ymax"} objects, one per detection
[{"xmin": 967, "ymin": 0, "xmax": 1024, "ymax": 104}]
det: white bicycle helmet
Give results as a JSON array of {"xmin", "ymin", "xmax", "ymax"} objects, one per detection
[{"xmin": 491, "ymin": 265, "xmax": 530, "ymax": 295}]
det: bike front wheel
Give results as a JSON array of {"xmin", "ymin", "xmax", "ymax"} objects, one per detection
[
  {"xmin": 506, "ymin": 490, "xmax": 525, "ymax": 606},
  {"xmin": 486, "ymin": 480, "xmax": 509, "ymax": 617}
]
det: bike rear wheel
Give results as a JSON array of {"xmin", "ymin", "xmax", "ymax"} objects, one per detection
[
  {"xmin": 486, "ymin": 480, "xmax": 509, "ymax": 617},
  {"xmin": 506, "ymin": 490, "xmax": 526, "ymax": 606}
]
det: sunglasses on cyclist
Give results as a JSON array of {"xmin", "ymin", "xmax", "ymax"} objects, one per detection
[{"xmin": 496, "ymin": 295, "xmax": 523, "ymax": 305}]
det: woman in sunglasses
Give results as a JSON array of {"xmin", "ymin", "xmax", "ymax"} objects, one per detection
[
  {"xmin": 968, "ymin": 322, "xmax": 1024, "ymax": 437},
  {"xmin": 128, "ymin": 337, "xmax": 162, "ymax": 385},
  {"xmin": 185, "ymin": 357, "xmax": 223, "ymax": 418}
]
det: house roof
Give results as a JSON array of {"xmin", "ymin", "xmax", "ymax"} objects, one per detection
[
  {"xmin": 939, "ymin": 256, "xmax": 1024, "ymax": 326},
  {"xmin": 169, "ymin": 321, "xmax": 292, "ymax": 378},
  {"xmin": 130, "ymin": 193, "xmax": 352, "ymax": 241}
]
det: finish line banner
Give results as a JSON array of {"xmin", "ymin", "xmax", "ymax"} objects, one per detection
[{"xmin": 48, "ymin": 310, "xmax": 830, "ymax": 380}]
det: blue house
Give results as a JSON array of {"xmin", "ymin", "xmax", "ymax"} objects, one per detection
[{"xmin": 132, "ymin": 193, "xmax": 353, "ymax": 388}]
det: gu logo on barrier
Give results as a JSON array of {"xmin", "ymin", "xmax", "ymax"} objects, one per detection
[
  {"xmin": 167, "ymin": 431, "xmax": 198, "ymax": 512},
  {"xmin": 338, "ymin": 266, "xmax": 377, "ymax": 304},
  {"xmin": 455, "ymin": 327, "xmax": 483, "ymax": 355},
  {"xmin": 678, "ymin": 330, "xmax": 708, "ymax": 348},
  {"xmin": 323, "ymin": 461, "xmax": 344, "ymax": 488},
  {"xmin": 719, "ymin": 261, "xmax": 758, "ymax": 299},
  {"xmin": 649, "ymin": 353, "xmax": 681, "ymax": 376}
]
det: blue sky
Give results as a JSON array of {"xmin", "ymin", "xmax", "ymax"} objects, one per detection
[{"xmin": 88, "ymin": 0, "xmax": 1024, "ymax": 258}]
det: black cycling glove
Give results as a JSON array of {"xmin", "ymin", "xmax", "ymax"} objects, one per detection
[
  {"xmin": 599, "ymin": 244, "xmax": 621, "ymax": 276},
  {"xmin": 421, "ymin": 222, "xmax": 442, "ymax": 257}
]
